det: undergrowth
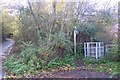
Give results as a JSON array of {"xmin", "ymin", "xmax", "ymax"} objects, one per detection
[
  {"xmin": 83, "ymin": 58, "xmax": 120, "ymax": 78},
  {"xmin": 4, "ymin": 46, "xmax": 75, "ymax": 77}
]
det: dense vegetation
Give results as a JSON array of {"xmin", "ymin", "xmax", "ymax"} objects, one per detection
[{"xmin": 1, "ymin": 0, "xmax": 119, "ymax": 78}]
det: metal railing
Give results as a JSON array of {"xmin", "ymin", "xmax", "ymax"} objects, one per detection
[{"xmin": 84, "ymin": 42, "xmax": 104, "ymax": 59}]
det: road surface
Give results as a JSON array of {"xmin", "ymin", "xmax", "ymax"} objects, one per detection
[{"xmin": 0, "ymin": 39, "xmax": 14, "ymax": 79}]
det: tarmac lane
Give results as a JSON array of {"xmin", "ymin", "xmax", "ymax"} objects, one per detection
[{"xmin": 0, "ymin": 39, "xmax": 14, "ymax": 79}]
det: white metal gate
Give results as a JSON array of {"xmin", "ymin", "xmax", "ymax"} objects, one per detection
[{"xmin": 84, "ymin": 42, "xmax": 104, "ymax": 59}]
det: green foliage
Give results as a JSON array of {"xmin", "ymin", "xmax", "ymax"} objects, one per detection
[
  {"xmin": 2, "ymin": 1, "xmax": 118, "ymax": 78},
  {"xmin": 83, "ymin": 58, "xmax": 108, "ymax": 64},
  {"xmin": 84, "ymin": 58, "xmax": 120, "ymax": 76},
  {"xmin": 76, "ymin": 43, "xmax": 84, "ymax": 59},
  {"xmin": 42, "ymin": 32, "xmax": 74, "ymax": 59},
  {"xmin": 47, "ymin": 54, "xmax": 75, "ymax": 69},
  {"xmin": 53, "ymin": 32, "xmax": 73, "ymax": 52},
  {"xmin": 105, "ymin": 43, "xmax": 120, "ymax": 62},
  {"xmin": 35, "ymin": 29, "xmax": 47, "ymax": 46},
  {"xmin": 62, "ymin": 54, "xmax": 75, "ymax": 66},
  {"xmin": 0, "ymin": 11, "xmax": 13, "ymax": 34},
  {"xmin": 4, "ymin": 55, "xmax": 28, "ymax": 76},
  {"xmin": 95, "ymin": 67, "xmax": 106, "ymax": 72},
  {"xmin": 4, "ymin": 42, "xmax": 75, "ymax": 77},
  {"xmin": 103, "ymin": 62, "xmax": 120, "ymax": 74}
]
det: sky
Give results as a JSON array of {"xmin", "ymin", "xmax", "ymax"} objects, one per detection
[
  {"xmin": 0, "ymin": 0, "xmax": 120, "ymax": 10},
  {"xmin": 88, "ymin": 0, "xmax": 119, "ymax": 9}
]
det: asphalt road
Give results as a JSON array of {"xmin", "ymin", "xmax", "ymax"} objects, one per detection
[{"xmin": 0, "ymin": 39, "xmax": 14, "ymax": 79}]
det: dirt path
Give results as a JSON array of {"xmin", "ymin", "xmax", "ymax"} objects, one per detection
[
  {"xmin": 41, "ymin": 60, "xmax": 110, "ymax": 78},
  {"xmin": 43, "ymin": 69, "xmax": 110, "ymax": 78},
  {"xmin": 0, "ymin": 39, "xmax": 14, "ymax": 54}
]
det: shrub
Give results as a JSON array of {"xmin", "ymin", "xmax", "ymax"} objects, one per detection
[
  {"xmin": 4, "ymin": 41, "xmax": 75, "ymax": 77},
  {"xmin": 83, "ymin": 58, "xmax": 108, "ymax": 64},
  {"xmin": 105, "ymin": 43, "xmax": 120, "ymax": 62},
  {"xmin": 76, "ymin": 43, "xmax": 84, "ymax": 59},
  {"xmin": 103, "ymin": 62, "xmax": 120, "ymax": 74},
  {"xmin": 44, "ymin": 32, "xmax": 73, "ymax": 61},
  {"xmin": 47, "ymin": 54, "xmax": 75, "ymax": 69},
  {"xmin": 83, "ymin": 57, "xmax": 120, "ymax": 77}
]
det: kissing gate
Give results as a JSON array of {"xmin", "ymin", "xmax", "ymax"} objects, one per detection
[{"xmin": 84, "ymin": 42, "xmax": 104, "ymax": 59}]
